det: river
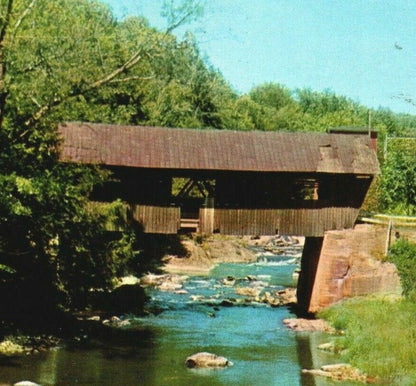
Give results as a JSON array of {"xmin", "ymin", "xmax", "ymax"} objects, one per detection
[{"xmin": 0, "ymin": 255, "xmax": 358, "ymax": 385}]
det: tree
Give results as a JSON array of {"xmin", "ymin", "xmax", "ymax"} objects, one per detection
[
  {"xmin": 378, "ymin": 138, "xmax": 416, "ymax": 215},
  {"xmin": 162, "ymin": 0, "xmax": 205, "ymax": 34},
  {"xmin": 249, "ymin": 83, "xmax": 294, "ymax": 111},
  {"xmin": 0, "ymin": 0, "xmax": 212, "ymax": 320}
]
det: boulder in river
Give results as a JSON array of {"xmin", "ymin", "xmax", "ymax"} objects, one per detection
[
  {"xmin": 220, "ymin": 298, "xmax": 235, "ymax": 307},
  {"xmin": 141, "ymin": 273, "xmax": 189, "ymax": 292},
  {"xmin": 110, "ymin": 284, "xmax": 147, "ymax": 314},
  {"xmin": 0, "ymin": 340, "xmax": 25, "ymax": 356},
  {"xmin": 283, "ymin": 318, "xmax": 335, "ymax": 333},
  {"xmin": 221, "ymin": 276, "xmax": 236, "ymax": 286},
  {"xmin": 235, "ymin": 286, "xmax": 261, "ymax": 297},
  {"xmin": 185, "ymin": 352, "xmax": 233, "ymax": 369},
  {"xmin": 141, "ymin": 273, "xmax": 188, "ymax": 286}
]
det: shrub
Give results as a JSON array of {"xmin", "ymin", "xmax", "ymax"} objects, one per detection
[{"xmin": 388, "ymin": 239, "xmax": 416, "ymax": 297}]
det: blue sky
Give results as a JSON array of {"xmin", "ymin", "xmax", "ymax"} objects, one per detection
[{"xmin": 102, "ymin": 0, "xmax": 416, "ymax": 114}]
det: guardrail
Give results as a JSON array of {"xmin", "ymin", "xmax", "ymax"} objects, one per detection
[
  {"xmin": 358, "ymin": 213, "xmax": 416, "ymax": 254},
  {"xmin": 359, "ymin": 213, "xmax": 416, "ymax": 227}
]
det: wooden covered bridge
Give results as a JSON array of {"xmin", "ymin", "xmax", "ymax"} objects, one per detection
[{"xmin": 59, "ymin": 122, "xmax": 379, "ymax": 237}]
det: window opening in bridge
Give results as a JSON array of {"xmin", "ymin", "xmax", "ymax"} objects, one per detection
[
  {"xmin": 171, "ymin": 178, "xmax": 215, "ymax": 232},
  {"xmin": 172, "ymin": 177, "xmax": 215, "ymax": 224},
  {"xmin": 172, "ymin": 177, "xmax": 215, "ymax": 200},
  {"xmin": 292, "ymin": 179, "xmax": 319, "ymax": 201}
]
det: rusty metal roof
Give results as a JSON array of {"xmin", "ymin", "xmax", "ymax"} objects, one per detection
[{"xmin": 58, "ymin": 122, "xmax": 380, "ymax": 174}]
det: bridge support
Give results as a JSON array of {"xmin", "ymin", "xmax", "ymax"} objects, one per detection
[
  {"xmin": 296, "ymin": 225, "xmax": 402, "ymax": 315},
  {"xmin": 296, "ymin": 237, "xmax": 323, "ymax": 315}
]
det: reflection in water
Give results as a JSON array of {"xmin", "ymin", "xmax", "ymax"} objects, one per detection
[
  {"xmin": 0, "ymin": 328, "xmax": 157, "ymax": 385},
  {"xmin": 297, "ymin": 334, "xmax": 317, "ymax": 386},
  {"xmin": 0, "ymin": 256, "xmax": 347, "ymax": 385},
  {"xmin": 38, "ymin": 349, "xmax": 58, "ymax": 385}
]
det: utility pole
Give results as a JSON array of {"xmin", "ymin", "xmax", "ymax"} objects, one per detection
[{"xmin": 367, "ymin": 110, "xmax": 372, "ymax": 137}]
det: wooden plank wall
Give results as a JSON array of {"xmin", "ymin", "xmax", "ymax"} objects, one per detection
[
  {"xmin": 131, "ymin": 205, "xmax": 180, "ymax": 234},
  {"xmin": 129, "ymin": 205, "xmax": 359, "ymax": 236},
  {"xmin": 199, "ymin": 208, "xmax": 215, "ymax": 234},
  {"xmin": 214, "ymin": 209, "xmax": 279, "ymax": 235},
  {"xmin": 214, "ymin": 207, "xmax": 360, "ymax": 236}
]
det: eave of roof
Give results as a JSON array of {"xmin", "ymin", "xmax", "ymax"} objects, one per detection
[{"xmin": 58, "ymin": 122, "xmax": 380, "ymax": 175}]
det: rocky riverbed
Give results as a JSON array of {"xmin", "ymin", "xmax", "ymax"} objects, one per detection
[{"xmin": 162, "ymin": 234, "xmax": 304, "ymax": 274}]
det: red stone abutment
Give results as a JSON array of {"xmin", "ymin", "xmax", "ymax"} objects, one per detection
[{"xmin": 296, "ymin": 224, "xmax": 403, "ymax": 315}]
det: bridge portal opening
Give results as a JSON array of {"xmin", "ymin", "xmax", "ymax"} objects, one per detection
[{"xmin": 171, "ymin": 177, "xmax": 216, "ymax": 231}]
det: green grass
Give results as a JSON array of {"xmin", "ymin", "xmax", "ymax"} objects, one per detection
[{"xmin": 319, "ymin": 296, "xmax": 416, "ymax": 383}]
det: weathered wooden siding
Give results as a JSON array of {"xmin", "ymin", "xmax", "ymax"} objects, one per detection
[
  {"xmin": 214, "ymin": 207, "xmax": 360, "ymax": 236},
  {"xmin": 213, "ymin": 209, "xmax": 279, "ymax": 235},
  {"xmin": 199, "ymin": 208, "xmax": 215, "ymax": 234},
  {"xmin": 131, "ymin": 205, "xmax": 180, "ymax": 234}
]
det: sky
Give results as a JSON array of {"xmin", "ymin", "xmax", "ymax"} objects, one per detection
[{"xmin": 101, "ymin": 0, "xmax": 416, "ymax": 114}]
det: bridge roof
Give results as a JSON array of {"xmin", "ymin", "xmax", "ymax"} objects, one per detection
[{"xmin": 59, "ymin": 122, "xmax": 380, "ymax": 175}]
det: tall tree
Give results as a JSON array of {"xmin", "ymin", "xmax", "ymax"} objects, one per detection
[
  {"xmin": 0, "ymin": 0, "xmax": 153, "ymax": 319},
  {"xmin": 378, "ymin": 138, "xmax": 416, "ymax": 215},
  {"xmin": 0, "ymin": 0, "xmax": 222, "ymax": 321}
]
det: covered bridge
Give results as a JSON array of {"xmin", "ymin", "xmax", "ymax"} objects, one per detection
[{"xmin": 59, "ymin": 122, "xmax": 379, "ymax": 236}]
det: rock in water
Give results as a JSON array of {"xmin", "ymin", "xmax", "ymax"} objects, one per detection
[
  {"xmin": 110, "ymin": 284, "xmax": 147, "ymax": 314},
  {"xmin": 185, "ymin": 352, "xmax": 233, "ymax": 368},
  {"xmin": 0, "ymin": 340, "xmax": 24, "ymax": 356},
  {"xmin": 14, "ymin": 382, "xmax": 40, "ymax": 386}
]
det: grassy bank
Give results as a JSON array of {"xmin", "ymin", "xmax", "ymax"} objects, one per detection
[
  {"xmin": 317, "ymin": 239, "xmax": 416, "ymax": 383},
  {"xmin": 319, "ymin": 296, "xmax": 416, "ymax": 383}
]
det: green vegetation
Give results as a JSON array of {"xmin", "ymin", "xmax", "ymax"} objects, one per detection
[
  {"xmin": 319, "ymin": 240, "xmax": 416, "ymax": 383},
  {"xmin": 388, "ymin": 239, "xmax": 416, "ymax": 297},
  {"xmin": 378, "ymin": 138, "xmax": 416, "ymax": 215},
  {"xmin": 319, "ymin": 296, "xmax": 416, "ymax": 384},
  {"xmin": 0, "ymin": 0, "xmax": 415, "ymax": 326}
]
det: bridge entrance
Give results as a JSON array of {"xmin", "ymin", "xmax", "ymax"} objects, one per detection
[{"xmin": 171, "ymin": 177, "xmax": 215, "ymax": 232}]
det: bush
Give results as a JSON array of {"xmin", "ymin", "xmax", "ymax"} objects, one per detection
[{"xmin": 388, "ymin": 239, "xmax": 416, "ymax": 297}]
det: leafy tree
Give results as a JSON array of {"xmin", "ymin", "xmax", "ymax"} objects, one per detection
[
  {"xmin": 296, "ymin": 88, "xmax": 361, "ymax": 116},
  {"xmin": 249, "ymin": 83, "xmax": 294, "ymax": 111},
  {"xmin": 0, "ymin": 0, "xmax": 212, "ymax": 320},
  {"xmin": 141, "ymin": 33, "xmax": 235, "ymax": 129},
  {"xmin": 224, "ymin": 95, "xmax": 277, "ymax": 131},
  {"xmin": 378, "ymin": 138, "xmax": 416, "ymax": 215}
]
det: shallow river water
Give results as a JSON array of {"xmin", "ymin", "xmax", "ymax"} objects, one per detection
[{"xmin": 0, "ymin": 255, "xmax": 359, "ymax": 385}]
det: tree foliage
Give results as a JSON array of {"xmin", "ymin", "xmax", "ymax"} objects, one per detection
[
  {"xmin": 378, "ymin": 138, "xmax": 416, "ymax": 215},
  {"xmin": 0, "ymin": 0, "xmax": 219, "ymax": 318},
  {"xmin": 388, "ymin": 239, "xmax": 416, "ymax": 298}
]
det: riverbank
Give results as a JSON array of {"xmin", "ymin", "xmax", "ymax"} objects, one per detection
[
  {"xmin": 316, "ymin": 238, "xmax": 416, "ymax": 383},
  {"xmin": 318, "ymin": 294, "xmax": 414, "ymax": 384}
]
